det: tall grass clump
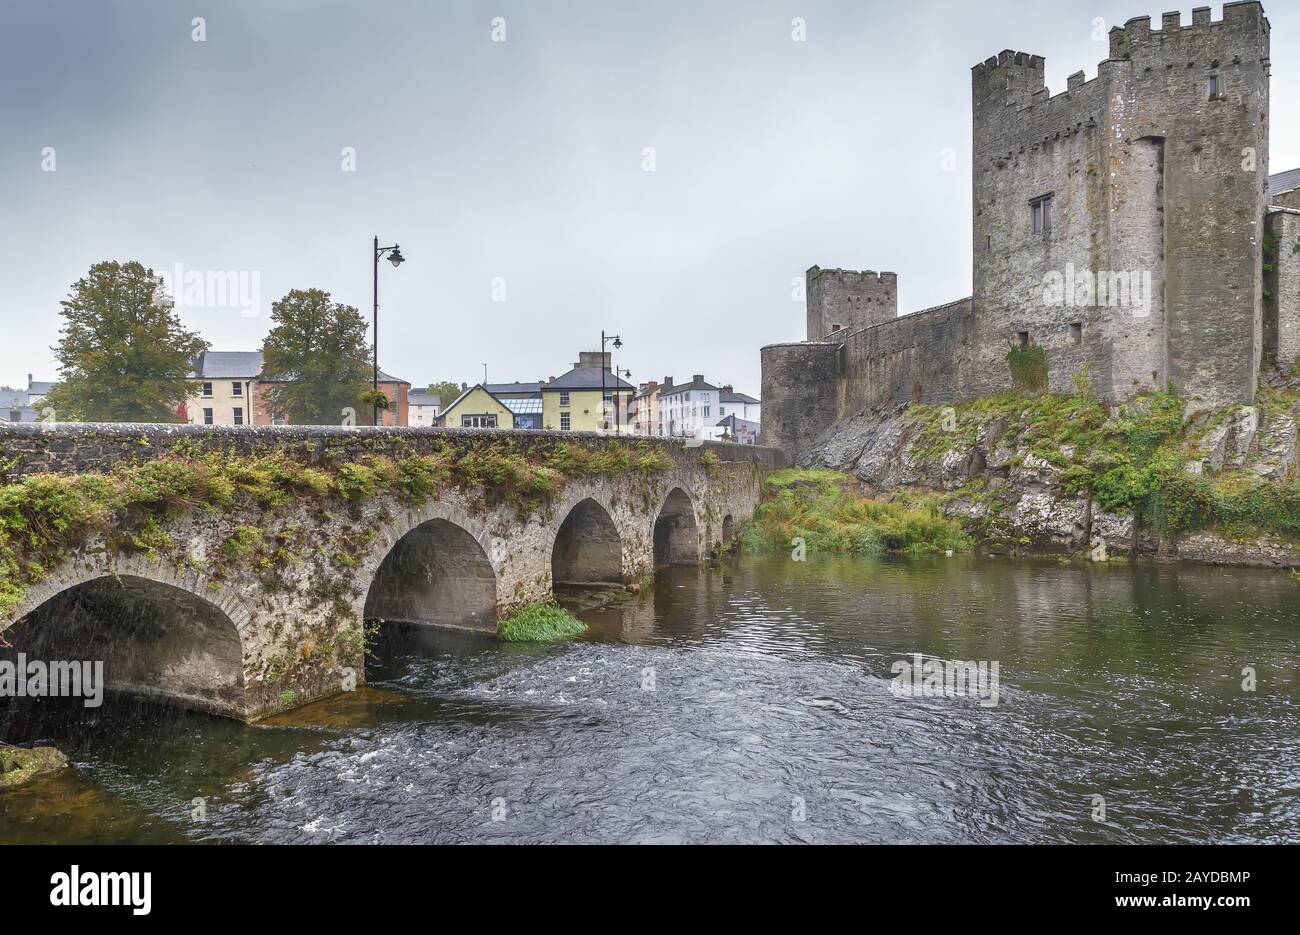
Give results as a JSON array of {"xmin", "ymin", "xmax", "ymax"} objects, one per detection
[
  {"xmin": 498, "ymin": 602, "xmax": 588, "ymax": 642},
  {"xmin": 739, "ymin": 468, "xmax": 969, "ymax": 557}
]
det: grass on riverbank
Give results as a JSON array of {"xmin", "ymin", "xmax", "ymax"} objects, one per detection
[
  {"xmin": 498, "ymin": 603, "xmax": 589, "ymax": 642},
  {"xmin": 739, "ymin": 468, "xmax": 969, "ymax": 557}
]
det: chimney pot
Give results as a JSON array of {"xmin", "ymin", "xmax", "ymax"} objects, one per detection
[{"xmin": 692, "ymin": 374, "xmax": 704, "ymax": 383}]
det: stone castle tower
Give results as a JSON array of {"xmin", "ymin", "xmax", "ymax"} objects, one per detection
[{"xmin": 762, "ymin": 2, "xmax": 1294, "ymax": 457}]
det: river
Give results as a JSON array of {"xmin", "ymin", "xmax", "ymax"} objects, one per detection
[{"xmin": 2, "ymin": 555, "xmax": 1298, "ymax": 843}]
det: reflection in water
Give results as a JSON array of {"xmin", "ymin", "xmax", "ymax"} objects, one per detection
[{"xmin": 3, "ymin": 555, "xmax": 1298, "ymax": 843}]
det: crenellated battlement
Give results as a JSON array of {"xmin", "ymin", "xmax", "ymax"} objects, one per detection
[
  {"xmin": 1109, "ymin": 3, "xmax": 1267, "ymax": 59},
  {"xmin": 807, "ymin": 266, "xmax": 897, "ymax": 287}
]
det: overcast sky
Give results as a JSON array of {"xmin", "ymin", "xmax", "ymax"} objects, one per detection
[{"xmin": 2, "ymin": 0, "xmax": 1297, "ymax": 396}]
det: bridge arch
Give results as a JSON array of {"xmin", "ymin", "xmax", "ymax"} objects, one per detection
[
  {"xmin": 363, "ymin": 516, "xmax": 498, "ymax": 632},
  {"xmin": 4, "ymin": 569, "xmax": 248, "ymax": 718},
  {"xmin": 551, "ymin": 496, "xmax": 625, "ymax": 586},
  {"xmin": 654, "ymin": 487, "xmax": 700, "ymax": 564}
]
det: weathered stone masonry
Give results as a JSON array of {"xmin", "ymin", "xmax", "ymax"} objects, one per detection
[
  {"xmin": 0, "ymin": 424, "xmax": 778, "ymax": 720},
  {"xmin": 763, "ymin": 3, "xmax": 1289, "ymax": 457}
]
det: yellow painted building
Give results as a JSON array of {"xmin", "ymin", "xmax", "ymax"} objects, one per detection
[
  {"xmin": 541, "ymin": 367, "xmax": 634, "ymax": 432},
  {"xmin": 437, "ymin": 385, "xmax": 514, "ymax": 429}
]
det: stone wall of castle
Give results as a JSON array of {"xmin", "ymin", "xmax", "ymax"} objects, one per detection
[
  {"xmin": 1267, "ymin": 208, "xmax": 1300, "ymax": 368},
  {"xmin": 761, "ymin": 2, "xmax": 1276, "ymax": 457},
  {"xmin": 971, "ymin": 4, "xmax": 1270, "ymax": 409}
]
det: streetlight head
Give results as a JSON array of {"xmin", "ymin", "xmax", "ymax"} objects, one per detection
[
  {"xmin": 389, "ymin": 247, "xmax": 405, "ymax": 267},
  {"xmin": 613, "ymin": 336, "xmax": 622, "ymax": 349}
]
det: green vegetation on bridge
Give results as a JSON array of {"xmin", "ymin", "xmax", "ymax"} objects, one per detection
[{"xmin": 0, "ymin": 434, "xmax": 682, "ymax": 625}]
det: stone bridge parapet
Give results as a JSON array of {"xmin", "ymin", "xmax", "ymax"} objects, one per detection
[{"xmin": 1, "ymin": 424, "xmax": 782, "ymax": 719}]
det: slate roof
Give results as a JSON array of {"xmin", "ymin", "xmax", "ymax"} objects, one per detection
[
  {"xmin": 659, "ymin": 378, "xmax": 717, "ymax": 397},
  {"xmin": 720, "ymin": 390, "xmax": 760, "ymax": 405},
  {"xmin": 408, "ymin": 391, "xmax": 441, "ymax": 407},
  {"xmin": 485, "ymin": 382, "xmax": 543, "ymax": 397},
  {"xmin": 193, "ymin": 351, "xmax": 264, "ymax": 378},
  {"xmin": 214, "ymin": 348, "xmax": 409, "ymax": 385},
  {"xmin": 542, "ymin": 367, "xmax": 634, "ymax": 391},
  {"xmin": 1269, "ymin": 167, "xmax": 1300, "ymax": 201}
]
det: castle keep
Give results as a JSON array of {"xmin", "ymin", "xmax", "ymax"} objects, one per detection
[{"xmin": 763, "ymin": 2, "xmax": 1299, "ymax": 458}]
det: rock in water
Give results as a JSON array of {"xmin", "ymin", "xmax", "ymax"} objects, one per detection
[{"xmin": 0, "ymin": 745, "xmax": 69, "ymax": 790}]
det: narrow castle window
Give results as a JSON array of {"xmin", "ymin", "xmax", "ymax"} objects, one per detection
[
  {"xmin": 1031, "ymin": 195, "xmax": 1053, "ymax": 236},
  {"xmin": 1069, "ymin": 322, "xmax": 1082, "ymax": 345},
  {"xmin": 1017, "ymin": 331, "xmax": 1030, "ymax": 349},
  {"xmin": 830, "ymin": 323, "xmax": 841, "ymax": 333},
  {"xmin": 1207, "ymin": 74, "xmax": 1221, "ymax": 100}
]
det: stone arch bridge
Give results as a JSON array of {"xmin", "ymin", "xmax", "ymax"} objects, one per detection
[{"xmin": 0, "ymin": 424, "xmax": 780, "ymax": 720}]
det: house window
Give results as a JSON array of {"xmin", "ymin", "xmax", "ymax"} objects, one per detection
[
  {"xmin": 720, "ymin": 406, "xmax": 726, "ymax": 416},
  {"xmin": 461, "ymin": 414, "xmax": 498, "ymax": 428},
  {"xmin": 202, "ymin": 408, "xmax": 214, "ymax": 425},
  {"xmin": 603, "ymin": 390, "xmax": 612, "ymax": 403},
  {"xmin": 1069, "ymin": 322, "xmax": 1083, "ymax": 346},
  {"xmin": 272, "ymin": 413, "xmax": 287, "ymax": 425},
  {"xmin": 559, "ymin": 392, "xmax": 570, "ymax": 407},
  {"xmin": 1031, "ymin": 195, "xmax": 1053, "ymax": 236},
  {"xmin": 202, "ymin": 382, "xmax": 213, "ymax": 397},
  {"xmin": 233, "ymin": 407, "xmax": 244, "ymax": 425},
  {"xmin": 560, "ymin": 412, "xmax": 571, "ymax": 431},
  {"xmin": 703, "ymin": 406, "xmax": 710, "ymax": 418},
  {"xmin": 1017, "ymin": 331, "xmax": 1030, "ymax": 350},
  {"xmin": 231, "ymin": 382, "xmax": 242, "ymax": 396}
]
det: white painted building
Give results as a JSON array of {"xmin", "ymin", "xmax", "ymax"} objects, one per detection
[{"xmin": 408, "ymin": 389, "xmax": 442, "ymax": 426}]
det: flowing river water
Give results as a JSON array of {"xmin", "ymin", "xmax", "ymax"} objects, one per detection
[{"xmin": 2, "ymin": 554, "xmax": 1298, "ymax": 844}]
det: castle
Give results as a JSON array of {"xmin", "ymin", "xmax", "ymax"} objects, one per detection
[{"xmin": 762, "ymin": 2, "xmax": 1300, "ymax": 458}]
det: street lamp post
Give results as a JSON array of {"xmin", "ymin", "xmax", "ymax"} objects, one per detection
[
  {"xmin": 372, "ymin": 235, "xmax": 405, "ymax": 427},
  {"xmin": 600, "ymin": 330, "xmax": 622, "ymax": 433}
]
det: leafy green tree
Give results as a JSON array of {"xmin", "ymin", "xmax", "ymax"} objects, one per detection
[
  {"xmin": 43, "ymin": 260, "xmax": 207, "ymax": 422},
  {"xmin": 425, "ymin": 381, "xmax": 463, "ymax": 403},
  {"xmin": 259, "ymin": 288, "xmax": 373, "ymax": 425}
]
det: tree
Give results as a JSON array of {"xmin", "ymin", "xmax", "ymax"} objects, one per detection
[
  {"xmin": 43, "ymin": 260, "xmax": 207, "ymax": 423},
  {"xmin": 259, "ymin": 288, "xmax": 373, "ymax": 425},
  {"xmin": 425, "ymin": 381, "xmax": 463, "ymax": 403}
]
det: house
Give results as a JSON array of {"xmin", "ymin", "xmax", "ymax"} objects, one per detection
[
  {"xmin": 186, "ymin": 351, "xmax": 261, "ymax": 426},
  {"xmin": 658, "ymin": 375, "xmax": 719, "ymax": 439},
  {"xmin": 25, "ymin": 375, "xmax": 56, "ymax": 407},
  {"xmin": 185, "ymin": 350, "xmax": 412, "ymax": 426},
  {"xmin": 0, "ymin": 386, "xmax": 36, "ymax": 423},
  {"xmin": 718, "ymin": 385, "xmax": 761, "ymax": 425},
  {"xmin": 407, "ymin": 390, "xmax": 442, "ymax": 426},
  {"xmin": 542, "ymin": 356, "xmax": 635, "ymax": 432},
  {"xmin": 629, "ymin": 380, "xmax": 661, "ymax": 436},
  {"xmin": 437, "ymin": 384, "xmax": 516, "ymax": 428}
]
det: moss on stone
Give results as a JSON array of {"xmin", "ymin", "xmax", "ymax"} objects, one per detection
[{"xmin": 0, "ymin": 744, "xmax": 68, "ymax": 790}]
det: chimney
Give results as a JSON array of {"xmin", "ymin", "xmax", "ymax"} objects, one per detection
[
  {"xmin": 692, "ymin": 374, "xmax": 704, "ymax": 383},
  {"xmin": 722, "ymin": 385, "xmax": 733, "ymax": 395},
  {"xmin": 663, "ymin": 376, "xmax": 673, "ymax": 388},
  {"xmin": 27, "ymin": 373, "xmax": 32, "ymax": 385}
]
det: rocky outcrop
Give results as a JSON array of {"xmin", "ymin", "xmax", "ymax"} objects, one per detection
[{"xmin": 800, "ymin": 390, "xmax": 1300, "ymax": 567}]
